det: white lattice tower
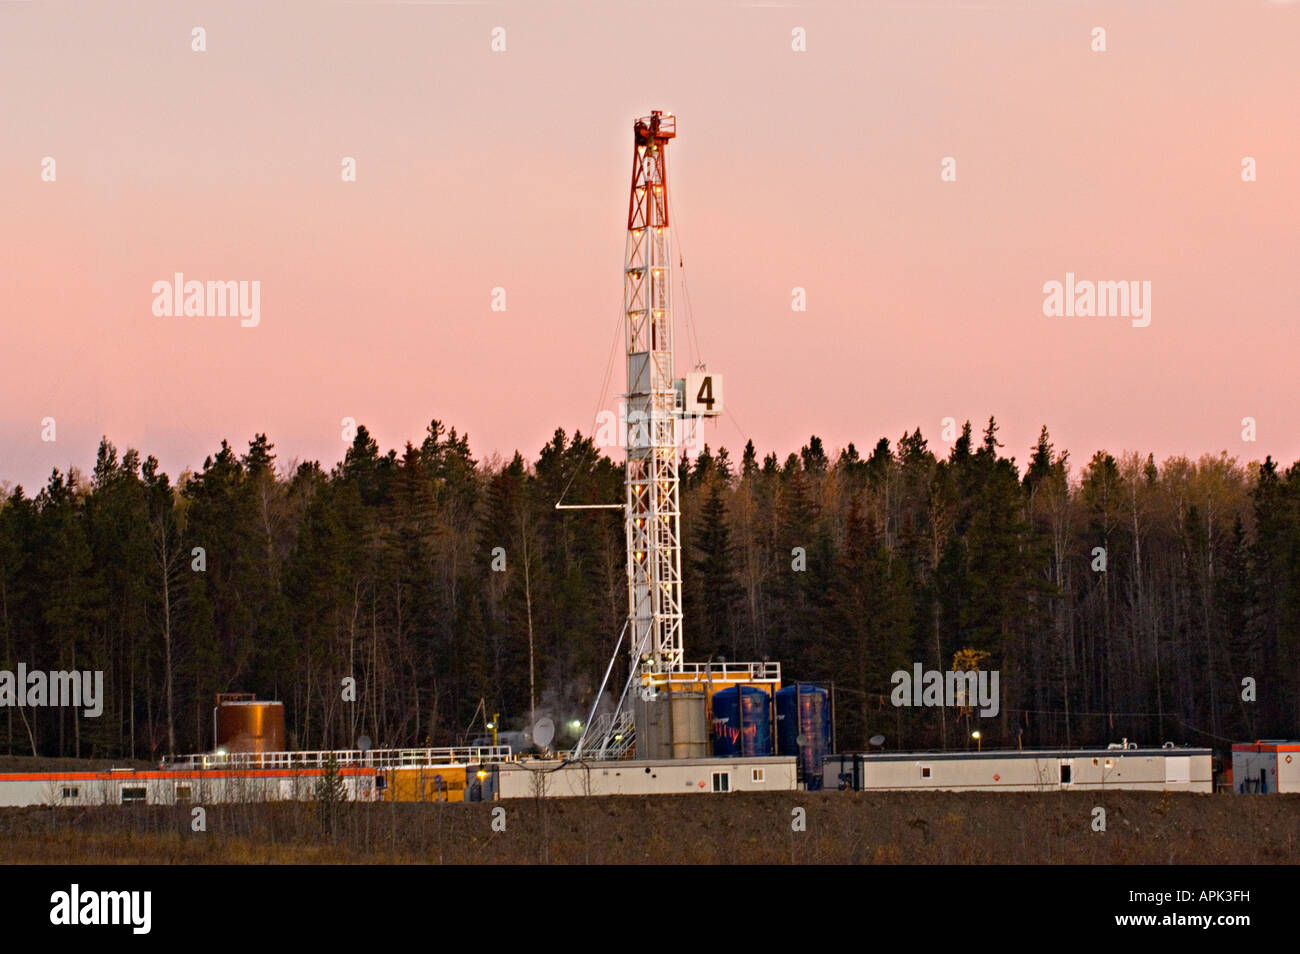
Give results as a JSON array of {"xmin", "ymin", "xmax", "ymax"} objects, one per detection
[{"xmin": 624, "ymin": 110, "xmax": 683, "ymax": 684}]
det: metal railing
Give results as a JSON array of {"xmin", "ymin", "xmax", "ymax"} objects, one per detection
[
  {"xmin": 163, "ymin": 746, "xmax": 513, "ymax": 771},
  {"xmin": 661, "ymin": 661, "xmax": 782, "ymax": 682},
  {"xmin": 601, "ymin": 713, "xmax": 636, "ymax": 759},
  {"xmin": 571, "ymin": 711, "xmax": 636, "ymax": 761}
]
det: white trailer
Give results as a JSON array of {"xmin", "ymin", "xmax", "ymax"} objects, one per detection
[
  {"xmin": 497, "ymin": 756, "xmax": 797, "ymax": 799},
  {"xmin": 1231, "ymin": 741, "xmax": 1300, "ymax": 794},
  {"xmin": 825, "ymin": 746, "xmax": 1213, "ymax": 793}
]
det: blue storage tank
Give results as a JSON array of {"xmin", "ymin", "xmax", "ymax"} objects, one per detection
[
  {"xmin": 711, "ymin": 686, "xmax": 772, "ymax": 757},
  {"xmin": 776, "ymin": 685, "xmax": 831, "ymax": 790}
]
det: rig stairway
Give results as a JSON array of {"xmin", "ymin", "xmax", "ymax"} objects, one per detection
[{"xmin": 573, "ymin": 710, "xmax": 635, "ymax": 760}]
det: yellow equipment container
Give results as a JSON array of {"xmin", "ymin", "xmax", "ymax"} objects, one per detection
[{"xmin": 381, "ymin": 765, "xmax": 468, "ymax": 802}]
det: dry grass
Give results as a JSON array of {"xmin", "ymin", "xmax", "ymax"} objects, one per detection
[{"xmin": 1, "ymin": 790, "xmax": 1296, "ymax": 864}]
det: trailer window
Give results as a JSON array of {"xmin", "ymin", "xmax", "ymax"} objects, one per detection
[
  {"xmin": 751, "ymin": 768, "xmax": 765, "ymax": 784},
  {"xmin": 61, "ymin": 787, "xmax": 78, "ymax": 799},
  {"xmin": 920, "ymin": 765, "xmax": 932, "ymax": 780},
  {"xmin": 1060, "ymin": 763, "xmax": 1072, "ymax": 784},
  {"xmin": 121, "ymin": 786, "xmax": 147, "ymax": 804},
  {"xmin": 711, "ymin": 771, "xmax": 730, "ymax": 793}
]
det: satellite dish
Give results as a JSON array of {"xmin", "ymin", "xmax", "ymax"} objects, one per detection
[
  {"xmin": 869, "ymin": 734, "xmax": 886, "ymax": 748},
  {"xmin": 356, "ymin": 734, "xmax": 372, "ymax": 752},
  {"xmin": 533, "ymin": 717, "xmax": 555, "ymax": 749}
]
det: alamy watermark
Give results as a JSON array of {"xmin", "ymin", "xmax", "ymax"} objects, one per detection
[
  {"xmin": 891, "ymin": 664, "xmax": 999, "ymax": 718},
  {"xmin": 1042, "ymin": 272, "xmax": 1151, "ymax": 328},
  {"xmin": 152, "ymin": 272, "xmax": 260, "ymax": 327},
  {"xmin": 50, "ymin": 884, "xmax": 151, "ymax": 934},
  {"xmin": 593, "ymin": 399, "xmax": 707, "ymax": 454},
  {"xmin": 0, "ymin": 665, "xmax": 104, "ymax": 718}
]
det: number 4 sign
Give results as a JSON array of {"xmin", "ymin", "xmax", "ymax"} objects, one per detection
[{"xmin": 684, "ymin": 372, "xmax": 723, "ymax": 417}]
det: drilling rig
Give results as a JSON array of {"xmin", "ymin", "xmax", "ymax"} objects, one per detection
[
  {"xmin": 624, "ymin": 110, "xmax": 687, "ymax": 683},
  {"xmin": 575, "ymin": 111, "xmax": 781, "ymax": 761}
]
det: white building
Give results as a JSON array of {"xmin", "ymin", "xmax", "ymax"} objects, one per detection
[
  {"xmin": 1231, "ymin": 741, "xmax": 1300, "ymax": 794},
  {"xmin": 496, "ymin": 756, "xmax": 797, "ymax": 799},
  {"xmin": 825, "ymin": 745, "xmax": 1213, "ymax": 793}
]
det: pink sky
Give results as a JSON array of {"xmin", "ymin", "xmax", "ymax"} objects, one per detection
[{"xmin": 2, "ymin": 0, "xmax": 1298, "ymax": 491}]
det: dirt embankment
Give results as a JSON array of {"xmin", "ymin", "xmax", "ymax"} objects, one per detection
[{"xmin": 1, "ymin": 790, "xmax": 1296, "ymax": 864}]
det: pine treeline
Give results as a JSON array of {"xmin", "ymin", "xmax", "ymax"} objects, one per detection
[{"xmin": 1, "ymin": 418, "xmax": 1297, "ymax": 760}]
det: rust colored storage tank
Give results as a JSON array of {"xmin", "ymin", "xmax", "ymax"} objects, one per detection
[{"xmin": 213, "ymin": 693, "xmax": 285, "ymax": 754}]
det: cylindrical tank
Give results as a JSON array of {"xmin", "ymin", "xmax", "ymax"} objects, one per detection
[
  {"xmin": 213, "ymin": 694, "xmax": 285, "ymax": 754},
  {"xmin": 776, "ymin": 685, "xmax": 831, "ymax": 790},
  {"xmin": 669, "ymin": 691, "xmax": 708, "ymax": 759},
  {"xmin": 633, "ymin": 691, "xmax": 672, "ymax": 759},
  {"xmin": 634, "ymin": 689, "xmax": 710, "ymax": 759},
  {"xmin": 711, "ymin": 686, "xmax": 772, "ymax": 757}
]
